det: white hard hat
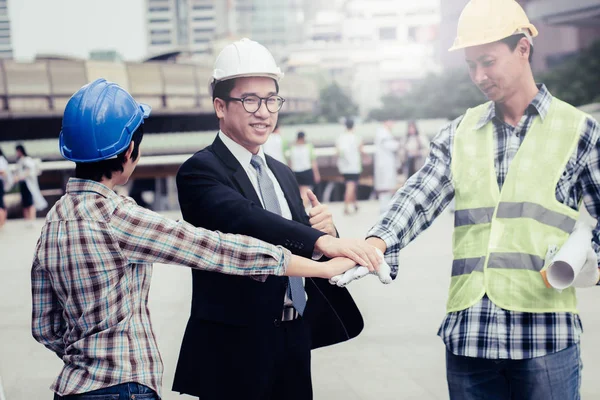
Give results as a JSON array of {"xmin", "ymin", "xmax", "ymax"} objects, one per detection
[{"xmin": 209, "ymin": 38, "xmax": 284, "ymax": 96}]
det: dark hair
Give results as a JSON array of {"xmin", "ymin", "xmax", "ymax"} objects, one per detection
[
  {"xmin": 345, "ymin": 118, "xmax": 354, "ymax": 130},
  {"xmin": 407, "ymin": 120, "xmax": 420, "ymax": 136},
  {"xmin": 500, "ymin": 34, "xmax": 534, "ymax": 62},
  {"xmin": 297, "ymin": 131, "xmax": 305, "ymax": 140},
  {"xmin": 0, "ymin": 147, "xmax": 4, "ymax": 157},
  {"xmin": 15, "ymin": 144, "xmax": 27, "ymax": 157},
  {"xmin": 75, "ymin": 125, "xmax": 144, "ymax": 182},
  {"xmin": 212, "ymin": 78, "xmax": 280, "ymax": 102}
]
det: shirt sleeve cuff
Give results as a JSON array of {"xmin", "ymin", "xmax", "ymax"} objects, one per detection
[
  {"xmin": 366, "ymin": 228, "xmax": 400, "ymax": 279},
  {"xmin": 366, "ymin": 227, "xmax": 398, "ymax": 252},
  {"xmin": 250, "ymin": 247, "xmax": 292, "ymax": 282}
]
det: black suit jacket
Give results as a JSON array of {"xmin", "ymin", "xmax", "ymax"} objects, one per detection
[{"xmin": 172, "ymin": 135, "xmax": 363, "ymax": 395}]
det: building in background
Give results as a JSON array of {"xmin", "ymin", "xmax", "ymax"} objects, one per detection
[
  {"xmin": 146, "ymin": 0, "xmax": 307, "ymax": 61},
  {"xmin": 440, "ymin": 0, "xmax": 600, "ymax": 72},
  {"xmin": 232, "ymin": 0, "xmax": 305, "ymax": 57},
  {"xmin": 286, "ymin": 0, "xmax": 441, "ymax": 117},
  {"xmin": 146, "ymin": 0, "xmax": 221, "ymax": 59},
  {"xmin": 144, "ymin": 0, "xmax": 444, "ymax": 115},
  {"xmin": 0, "ymin": 0, "xmax": 12, "ymax": 59},
  {"xmin": 525, "ymin": 0, "xmax": 600, "ymax": 71}
]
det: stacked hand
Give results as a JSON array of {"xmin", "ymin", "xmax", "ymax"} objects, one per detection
[
  {"xmin": 329, "ymin": 248, "xmax": 393, "ymax": 286},
  {"xmin": 310, "ymin": 191, "xmax": 381, "ymax": 271},
  {"xmin": 306, "ymin": 190, "xmax": 392, "ymax": 285}
]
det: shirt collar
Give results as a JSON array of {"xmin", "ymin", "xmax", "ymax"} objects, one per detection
[
  {"xmin": 66, "ymin": 178, "xmax": 118, "ymax": 199},
  {"xmin": 475, "ymin": 84, "xmax": 552, "ymax": 130},
  {"xmin": 218, "ymin": 130, "xmax": 267, "ymax": 169}
]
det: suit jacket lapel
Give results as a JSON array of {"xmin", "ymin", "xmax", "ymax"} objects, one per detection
[{"xmin": 212, "ymin": 134, "xmax": 263, "ymax": 206}]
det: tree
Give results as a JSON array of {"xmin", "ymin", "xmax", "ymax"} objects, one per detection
[
  {"xmin": 368, "ymin": 69, "xmax": 485, "ymax": 121},
  {"xmin": 368, "ymin": 39, "xmax": 600, "ymax": 121},
  {"xmin": 539, "ymin": 39, "xmax": 600, "ymax": 106},
  {"xmin": 318, "ymin": 82, "xmax": 359, "ymax": 123},
  {"xmin": 279, "ymin": 81, "xmax": 359, "ymax": 125}
]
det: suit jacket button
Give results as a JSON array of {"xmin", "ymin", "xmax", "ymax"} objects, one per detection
[{"xmin": 273, "ymin": 319, "xmax": 281, "ymax": 327}]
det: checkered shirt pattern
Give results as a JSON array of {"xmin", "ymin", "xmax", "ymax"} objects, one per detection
[
  {"xmin": 31, "ymin": 178, "xmax": 291, "ymax": 396},
  {"xmin": 367, "ymin": 85, "xmax": 600, "ymax": 359}
]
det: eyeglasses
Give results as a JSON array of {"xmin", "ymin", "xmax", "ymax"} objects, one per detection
[{"xmin": 224, "ymin": 95, "xmax": 285, "ymax": 113}]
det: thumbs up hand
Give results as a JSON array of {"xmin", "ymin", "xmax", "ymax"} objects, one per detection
[{"xmin": 307, "ymin": 189, "xmax": 336, "ymax": 237}]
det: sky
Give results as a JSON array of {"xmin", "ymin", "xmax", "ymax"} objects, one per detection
[{"xmin": 9, "ymin": 0, "xmax": 147, "ymax": 61}]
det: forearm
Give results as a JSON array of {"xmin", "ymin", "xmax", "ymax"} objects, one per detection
[
  {"xmin": 368, "ymin": 155, "xmax": 453, "ymax": 248},
  {"xmin": 367, "ymin": 119, "xmax": 458, "ymax": 274},
  {"xmin": 286, "ymin": 255, "xmax": 356, "ymax": 279},
  {"xmin": 113, "ymin": 203, "xmax": 292, "ymax": 276},
  {"xmin": 178, "ymin": 178, "xmax": 324, "ymax": 258},
  {"xmin": 286, "ymin": 255, "xmax": 326, "ymax": 278},
  {"xmin": 184, "ymin": 223, "xmax": 293, "ymax": 276},
  {"xmin": 366, "ymin": 237, "xmax": 387, "ymax": 253},
  {"xmin": 569, "ymin": 117, "xmax": 600, "ymax": 282}
]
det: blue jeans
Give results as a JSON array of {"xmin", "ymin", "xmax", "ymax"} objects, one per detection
[
  {"xmin": 53, "ymin": 382, "xmax": 158, "ymax": 400},
  {"xmin": 446, "ymin": 344, "xmax": 581, "ymax": 400}
]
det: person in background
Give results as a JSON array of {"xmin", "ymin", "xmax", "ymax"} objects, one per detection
[
  {"xmin": 336, "ymin": 118, "xmax": 363, "ymax": 215},
  {"xmin": 32, "ymin": 78, "xmax": 356, "ymax": 400},
  {"xmin": 403, "ymin": 120, "xmax": 427, "ymax": 179},
  {"xmin": 263, "ymin": 123, "xmax": 287, "ymax": 163},
  {"xmin": 14, "ymin": 144, "xmax": 47, "ymax": 225},
  {"xmin": 0, "ymin": 147, "xmax": 10, "ymax": 229},
  {"xmin": 289, "ymin": 131, "xmax": 321, "ymax": 208},
  {"xmin": 373, "ymin": 119, "xmax": 401, "ymax": 214}
]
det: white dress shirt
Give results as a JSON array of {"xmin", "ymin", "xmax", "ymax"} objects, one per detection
[
  {"xmin": 219, "ymin": 131, "xmax": 292, "ymax": 220},
  {"xmin": 219, "ymin": 131, "xmax": 306, "ymax": 308}
]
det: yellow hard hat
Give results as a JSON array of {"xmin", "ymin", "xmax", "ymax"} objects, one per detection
[{"xmin": 449, "ymin": 0, "xmax": 538, "ymax": 51}]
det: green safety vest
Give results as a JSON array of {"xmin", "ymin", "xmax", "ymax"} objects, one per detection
[{"xmin": 448, "ymin": 98, "xmax": 587, "ymax": 313}]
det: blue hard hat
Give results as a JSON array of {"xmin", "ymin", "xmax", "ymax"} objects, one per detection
[{"xmin": 59, "ymin": 78, "xmax": 151, "ymax": 163}]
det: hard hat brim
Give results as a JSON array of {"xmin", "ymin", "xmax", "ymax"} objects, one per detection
[
  {"xmin": 449, "ymin": 24, "xmax": 538, "ymax": 52},
  {"xmin": 208, "ymin": 72, "xmax": 285, "ymax": 96},
  {"xmin": 139, "ymin": 103, "xmax": 152, "ymax": 118}
]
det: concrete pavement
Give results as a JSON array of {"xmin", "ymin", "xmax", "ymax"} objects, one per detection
[{"xmin": 1, "ymin": 200, "xmax": 599, "ymax": 399}]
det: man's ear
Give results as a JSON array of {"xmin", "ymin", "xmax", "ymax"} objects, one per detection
[
  {"xmin": 518, "ymin": 37, "xmax": 531, "ymax": 60},
  {"xmin": 124, "ymin": 141, "xmax": 135, "ymax": 162},
  {"xmin": 214, "ymin": 98, "xmax": 226, "ymax": 119}
]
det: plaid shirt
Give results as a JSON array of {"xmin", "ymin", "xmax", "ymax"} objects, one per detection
[
  {"xmin": 31, "ymin": 178, "xmax": 291, "ymax": 396},
  {"xmin": 368, "ymin": 85, "xmax": 600, "ymax": 359}
]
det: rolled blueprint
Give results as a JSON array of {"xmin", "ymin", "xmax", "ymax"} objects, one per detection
[{"xmin": 546, "ymin": 221, "xmax": 594, "ymax": 290}]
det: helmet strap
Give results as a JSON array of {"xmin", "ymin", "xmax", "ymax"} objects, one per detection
[{"xmin": 513, "ymin": 28, "xmax": 533, "ymax": 46}]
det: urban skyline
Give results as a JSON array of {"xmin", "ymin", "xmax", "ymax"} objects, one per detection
[{"xmin": 0, "ymin": 0, "xmax": 12, "ymax": 59}]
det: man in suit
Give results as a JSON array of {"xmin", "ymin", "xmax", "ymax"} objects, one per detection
[{"xmin": 172, "ymin": 38, "xmax": 380, "ymax": 399}]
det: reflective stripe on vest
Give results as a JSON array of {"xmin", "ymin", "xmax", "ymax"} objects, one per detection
[
  {"xmin": 452, "ymin": 252, "xmax": 545, "ymax": 277},
  {"xmin": 496, "ymin": 202, "xmax": 576, "ymax": 233},
  {"xmin": 455, "ymin": 202, "xmax": 576, "ymax": 233},
  {"xmin": 448, "ymin": 98, "xmax": 586, "ymax": 313},
  {"xmin": 454, "ymin": 207, "xmax": 494, "ymax": 227}
]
